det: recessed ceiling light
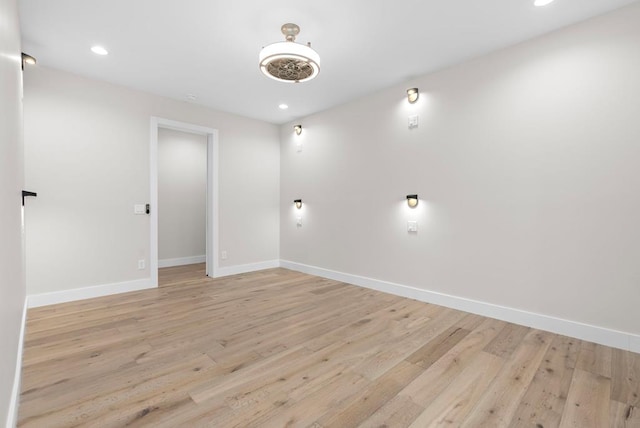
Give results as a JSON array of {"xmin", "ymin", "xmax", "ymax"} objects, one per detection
[
  {"xmin": 91, "ymin": 46, "xmax": 109, "ymax": 56},
  {"xmin": 278, "ymin": 104, "xmax": 289, "ymax": 110},
  {"xmin": 186, "ymin": 94, "xmax": 197, "ymax": 101},
  {"xmin": 534, "ymin": 0, "xmax": 555, "ymax": 7}
]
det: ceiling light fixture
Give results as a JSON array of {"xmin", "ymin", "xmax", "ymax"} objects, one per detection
[
  {"xmin": 534, "ymin": 0, "xmax": 555, "ymax": 6},
  {"xmin": 259, "ymin": 23, "xmax": 320, "ymax": 83},
  {"xmin": 91, "ymin": 46, "xmax": 108, "ymax": 56},
  {"xmin": 279, "ymin": 103, "xmax": 289, "ymax": 110}
]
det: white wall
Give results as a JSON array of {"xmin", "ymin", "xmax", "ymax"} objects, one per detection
[
  {"xmin": 24, "ymin": 66, "xmax": 280, "ymax": 296},
  {"xmin": 0, "ymin": 0, "xmax": 26, "ymax": 424},
  {"xmin": 280, "ymin": 3, "xmax": 640, "ymax": 337},
  {"xmin": 158, "ymin": 128, "xmax": 206, "ymax": 263}
]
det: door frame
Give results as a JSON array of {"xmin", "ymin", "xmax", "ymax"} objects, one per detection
[{"xmin": 150, "ymin": 117, "xmax": 219, "ymax": 284}]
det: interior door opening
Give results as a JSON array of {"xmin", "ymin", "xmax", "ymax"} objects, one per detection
[
  {"xmin": 150, "ymin": 118, "xmax": 219, "ymax": 285},
  {"xmin": 157, "ymin": 129, "xmax": 207, "ymax": 272}
]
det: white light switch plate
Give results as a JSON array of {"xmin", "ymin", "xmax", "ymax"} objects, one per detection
[
  {"xmin": 408, "ymin": 115, "xmax": 419, "ymax": 129},
  {"xmin": 407, "ymin": 221, "xmax": 418, "ymax": 232},
  {"xmin": 134, "ymin": 204, "xmax": 146, "ymax": 214},
  {"xmin": 297, "ymin": 217, "xmax": 302, "ymax": 227}
]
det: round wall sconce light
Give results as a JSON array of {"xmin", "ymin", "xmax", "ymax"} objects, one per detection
[
  {"xmin": 406, "ymin": 194, "xmax": 418, "ymax": 208},
  {"xmin": 294, "ymin": 199, "xmax": 302, "ymax": 209},
  {"xmin": 407, "ymin": 88, "xmax": 419, "ymax": 104},
  {"xmin": 294, "ymin": 124, "xmax": 302, "ymax": 135}
]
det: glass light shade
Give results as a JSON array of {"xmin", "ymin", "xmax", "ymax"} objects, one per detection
[
  {"xmin": 22, "ymin": 53, "xmax": 36, "ymax": 65},
  {"xmin": 406, "ymin": 195, "xmax": 418, "ymax": 208},
  {"xmin": 407, "ymin": 88, "xmax": 419, "ymax": 103}
]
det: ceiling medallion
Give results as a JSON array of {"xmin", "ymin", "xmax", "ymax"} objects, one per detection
[{"xmin": 259, "ymin": 23, "xmax": 320, "ymax": 83}]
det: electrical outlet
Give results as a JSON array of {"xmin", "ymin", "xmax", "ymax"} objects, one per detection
[
  {"xmin": 138, "ymin": 259, "xmax": 145, "ymax": 270},
  {"xmin": 221, "ymin": 251, "xmax": 228, "ymax": 260}
]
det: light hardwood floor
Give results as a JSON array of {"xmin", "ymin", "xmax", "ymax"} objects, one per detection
[{"xmin": 18, "ymin": 264, "xmax": 640, "ymax": 427}]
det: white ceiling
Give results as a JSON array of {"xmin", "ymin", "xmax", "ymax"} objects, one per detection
[{"xmin": 19, "ymin": 0, "xmax": 639, "ymax": 124}]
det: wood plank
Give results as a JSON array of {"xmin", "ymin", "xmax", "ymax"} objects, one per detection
[
  {"xmin": 406, "ymin": 325, "xmax": 471, "ymax": 369},
  {"xmin": 509, "ymin": 334, "xmax": 580, "ymax": 427},
  {"xmin": 483, "ymin": 322, "xmax": 530, "ymax": 359},
  {"xmin": 575, "ymin": 341, "xmax": 612, "ymax": 378},
  {"xmin": 610, "ymin": 400, "xmax": 640, "ymax": 428},
  {"xmin": 407, "ymin": 351, "xmax": 503, "ymax": 427},
  {"xmin": 459, "ymin": 330, "xmax": 553, "ymax": 427},
  {"xmin": 399, "ymin": 317, "xmax": 506, "ymax": 406},
  {"xmin": 611, "ymin": 348, "xmax": 640, "ymax": 407},
  {"xmin": 19, "ymin": 354, "xmax": 217, "ymax": 427},
  {"xmin": 358, "ymin": 395, "xmax": 424, "ymax": 428},
  {"xmin": 559, "ymin": 368, "xmax": 611, "ymax": 428},
  {"xmin": 315, "ymin": 360, "xmax": 424, "ymax": 427}
]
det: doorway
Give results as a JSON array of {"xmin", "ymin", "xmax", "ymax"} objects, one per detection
[
  {"xmin": 158, "ymin": 128, "xmax": 207, "ymax": 269},
  {"xmin": 150, "ymin": 117, "xmax": 219, "ymax": 285}
]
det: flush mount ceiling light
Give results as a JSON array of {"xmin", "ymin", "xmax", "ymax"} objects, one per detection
[
  {"xmin": 259, "ymin": 23, "xmax": 320, "ymax": 83},
  {"xmin": 534, "ymin": 0, "xmax": 555, "ymax": 6},
  {"xmin": 279, "ymin": 103, "xmax": 289, "ymax": 110}
]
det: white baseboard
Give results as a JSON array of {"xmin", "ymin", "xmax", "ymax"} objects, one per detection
[
  {"xmin": 6, "ymin": 297, "xmax": 27, "ymax": 428},
  {"xmin": 280, "ymin": 260, "xmax": 640, "ymax": 353},
  {"xmin": 24, "ymin": 257, "xmax": 280, "ymax": 308},
  {"xmin": 158, "ymin": 255, "xmax": 206, "ymax": 268},
  {"xmin": 27, "ymin": 278, "xmax": 156, "ymax": 308},
  {"xmin": 21, "ymin": 259, "xmax": 640, "ymax": 354},
  {"xmin": 214, "ymin": 260, "xmax": 280, "ymax": 278}
]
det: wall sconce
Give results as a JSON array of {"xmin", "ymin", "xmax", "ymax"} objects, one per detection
[
  {"xmin": 21, "ymin": 53, "xmax": 37, "ymax": 70},
  {"xmin": 294, "ymin": 124, "xmax": 302, "ymax": 135},
  {"xmin": 294, "ymin": 199, "xmax": 302, "ymax": 209},
  {"xmin": 407, "ymin": 88, "xmax": 419, "ymax": 104},
  {"xmin": 406, "ymin": 194, "xmax": 418, "ymax": 208}
]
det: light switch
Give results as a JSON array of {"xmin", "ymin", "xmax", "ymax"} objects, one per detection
[
  {"xmin": 407, "ymin": 221, "xmax": 418, "ymax": 233},
  {"xmin": 134, "ymin": 204, "xmax": 146, "ymax": 214},
  {"xmin": 297, "ymin": 217, "xmax": 302, "ymax": 227},
  {"xmin": 408, "ymin": 115, "xmax": 419, "ymax": 129}
]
